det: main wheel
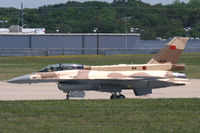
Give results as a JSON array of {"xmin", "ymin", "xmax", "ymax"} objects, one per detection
[
  {"xmin": 110, "ymin": 94, "xmax": 118, "ymax": 99},
  {"xmin": 117, "ymin": 95, "xmax": 125, "ymax": 99}
]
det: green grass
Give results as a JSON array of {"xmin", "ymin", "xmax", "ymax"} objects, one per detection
[
  {"xmin": 0, "ymin": 99, "xmax": 200, "ymax": 133},
  {"xmin": 0, "ymin": 54, "xmax": 200, "ymax": 132},
  {"xmin": 0, "ymin": 53, "xmax": 200, "ymax": 80}
]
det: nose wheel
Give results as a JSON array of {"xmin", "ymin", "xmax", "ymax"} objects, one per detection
[{"xmin": 110, "ymin": 93, "xmax": 125, "ymax": 99}]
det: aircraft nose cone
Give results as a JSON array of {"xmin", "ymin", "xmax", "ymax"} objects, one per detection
[{"xmin": 7, "ymin": 75, "xmax": 31, "ymax": 84}]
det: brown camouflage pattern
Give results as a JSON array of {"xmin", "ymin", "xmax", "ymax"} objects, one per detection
[
  {"xmin": 10, "ymin": 37, "xmax": 190, "ymax": 87},
  {"xmin": 28, "ymin": 69, "xmax": 188, "ymax": 85}
]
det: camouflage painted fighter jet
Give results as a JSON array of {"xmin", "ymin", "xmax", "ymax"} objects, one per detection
[{"xmin": 8, "ymin": 37, "xmax": 189, "ymax": 99}]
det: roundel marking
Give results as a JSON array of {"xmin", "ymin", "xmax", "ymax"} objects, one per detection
[{"xmin": 142, "ymin": 66, "xmax": 147, "ymax": 70}]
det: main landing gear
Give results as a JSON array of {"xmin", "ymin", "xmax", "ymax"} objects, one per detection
[
  {"xmin": 110, "ymin": 93, "xmax": 125, "ymax": 99},
  {"xmin": 66, "ymin": 94, "xmax": 69, "ymax": 100},
  {"xmin": 66, "ymin": 91, "xmax": 70, "ymax": 100}
]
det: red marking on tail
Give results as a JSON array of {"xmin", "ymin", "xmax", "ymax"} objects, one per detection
[{"xmin": 170, "ymin": 45, "xmax": 176, "ymax": 50}]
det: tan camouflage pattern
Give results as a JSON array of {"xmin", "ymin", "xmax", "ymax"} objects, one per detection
[
  {"xmin": 9, "ymin": 37, "xmax": 189, "ymax": 88},
  {"xmin": 84, "ymin": 63, "xmax": 185, "ymax": 71},
  {"xmin": 28, "ymin": 68, "xmax": 188, "ymax": 85},
  {"xmin": 27, "ymin": 37, "xmax": 189, "ymax": 85}
]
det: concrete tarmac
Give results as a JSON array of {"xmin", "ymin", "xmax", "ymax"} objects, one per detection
[{"xmin": 0, "ymin": 79, "xmax": 199, "ymax": 101}]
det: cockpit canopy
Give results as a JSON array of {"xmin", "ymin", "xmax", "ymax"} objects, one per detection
[{"xmin": 39, "ymin": 64, "xmax": 83, "ymax": 72}]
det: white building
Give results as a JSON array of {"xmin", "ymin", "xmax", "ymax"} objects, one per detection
[{"xmin": 0, "ymin": 25, "xmax": 45, "ymax": 34}]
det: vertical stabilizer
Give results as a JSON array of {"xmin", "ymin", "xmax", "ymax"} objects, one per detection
[{"xmin": 147, "ymin": 37, "xmax": 189, "ymax": 64}]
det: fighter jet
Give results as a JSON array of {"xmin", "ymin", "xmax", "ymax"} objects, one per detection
[{"xmin": 8, "ymin": 37, "xmax": 189, "ymax": 99}]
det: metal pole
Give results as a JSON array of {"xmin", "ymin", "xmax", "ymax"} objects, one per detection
[
  {"xmin": 96, "ymin": 7, "xmax": 100, "ymax": 55},
  {"xmin": 97, "ymin": 30, "xmax": 99, "ymax": 55},
  {"xmin": 21, "ymin": 2, "xmax": 24, "ymax": 27},
  {"xmin": 125, "ymin": 18, "xmax": 127, "ymax": 54},
  {"xmin": 121, "ymin": 16, "xmax": 131, "ymax": 54}
]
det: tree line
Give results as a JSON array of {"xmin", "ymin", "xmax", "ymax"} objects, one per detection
[{"xmin": 0, "ymin": 0, "xmax": 200, "ymax": 40}]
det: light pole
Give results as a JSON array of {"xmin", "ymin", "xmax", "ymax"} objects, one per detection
[
  {"xmin": 94, "ymin": 27, "xmax": 99, "ymax": 55},
  {"xmin": 95, "ymin": 6, "xmax": 100, "ymax": 55},
  {"xmin": 0, "ymin": 20, "xmax": 8, "ymax": 28},
  {"xmin": 121, "ymin": 16, "xmax": 131, "ymax": 54},
  {"xmin": 21, "ymin": 3, "xmax": 27, "ymax": 28}
]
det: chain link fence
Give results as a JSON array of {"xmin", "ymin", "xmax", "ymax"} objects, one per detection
[{"xmin": 0, "ymin": 47, "xmax": 199, "ymax": 57}]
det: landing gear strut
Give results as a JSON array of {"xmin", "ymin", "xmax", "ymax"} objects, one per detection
[
  {"xmin": 66, "ymin": 94, "xmax": 69, "ymax": 99},
  {"xmin": 110, "ymin": 93, "xmax": 125, "ymax": 99},
  {"xmin": 66, "ymin": 91, "xmax": 70, "ymax": 100}
]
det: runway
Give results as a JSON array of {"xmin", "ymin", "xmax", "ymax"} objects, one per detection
[{"xmin": 0, "ymin": 79, "xmax": 199, "ymax": 101}]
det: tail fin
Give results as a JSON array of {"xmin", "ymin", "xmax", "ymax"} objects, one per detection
[{"xmin": 147, "ymin": 37, "xmax": 189, "ymax": 64}]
